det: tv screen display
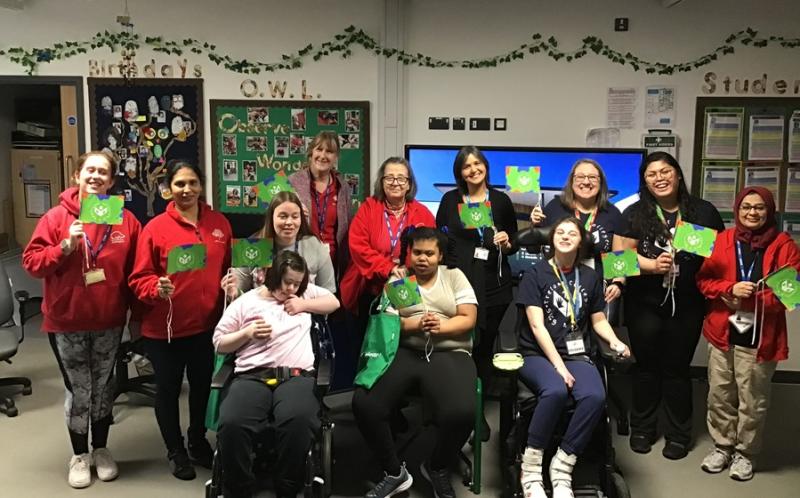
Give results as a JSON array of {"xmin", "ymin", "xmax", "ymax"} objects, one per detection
[{"xmin": 404, "ymin": 145, "xmax": 647, "ymax": 277}]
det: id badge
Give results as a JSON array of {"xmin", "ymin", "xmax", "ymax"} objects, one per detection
[
  {"xmin": 474, "ymin": 247, "xmax": 490, "ymax": 260},
  {"xmin": 84, "ymin": 268, "xmax": 106, "ymax": 286},
  {"xmin": 565, "ymin": 329, "xmax": 586, "ymax": 355},
  {"xmin": 728, "ymin": 311, "xmax": 755, "ymax": 334},
  {"xmin": 662, "ymin": 263, "xmax": 680, "ymax": 288}
]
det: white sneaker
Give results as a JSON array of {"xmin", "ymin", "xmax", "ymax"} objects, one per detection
[
  {"xmin": 701, "ymin": 447, "xmax": 732, "ymax": 473},
  {"xmin": 92, "ymin": 448, "xmax": 119, "ymax": 481},
  {"xmin": 729, "ymin": 452, "xmax": 754, "ymax": 481},
  {"xmin": 68, "ymin": 453, "xmax": 92, "ymax": 488},
  {"xmin": 520, "ymin": 473, "xmax": 547, "ymax": 498}
]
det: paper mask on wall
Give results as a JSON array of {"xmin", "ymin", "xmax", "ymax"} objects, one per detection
[
  {"xmin": 148, "ymin": 96, "xmax": 159, "ymax": 116},
  {"xmin": 101, "ymin": 96, "xmax": 113, "ymax": 114},
  {"xmin": 172, "ymin": 94, "xmax": 184, "ymax": 110},
  {"xmin": 124, "ymin": 100, "xmax": 138, "ymax": 122},
  {"xmin": 160, "ymin": 95, "xmax": 172, "ymax": 111}
]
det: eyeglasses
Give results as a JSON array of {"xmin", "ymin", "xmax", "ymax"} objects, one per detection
[
  {"xmin": 739, "ymin": 204, "xmax": 767, "ymax": 213},
  {"xmin": 382, "ymin": 176, "xmax": 409, "ymax": 186},
  {"xmin": 573, "ymin": 174, "xmax": 600, "ymax": 184},
  {"xmin": 644, "ymin": 168, "xmax": 675, "ymax": 182}
]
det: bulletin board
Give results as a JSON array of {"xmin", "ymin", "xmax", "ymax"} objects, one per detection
[
  {"xmin": 88, "ymin": 78, "xmax": 204, "ymax": 224},
  {"xmin": 210, "ymin": 99, "xmax": 369, "ymax": 236}
]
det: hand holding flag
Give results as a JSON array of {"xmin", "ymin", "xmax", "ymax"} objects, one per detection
[
  {"xmin": 458, "ymin": 201, "xmax": 493, "ymax": 229},
  {"xmin": 672, "ymin": 221, "xmax": 717, "ymax": 258},
  {"xmin": 384, "ymin": 275, "xmax": 422, "ymax": 309}
]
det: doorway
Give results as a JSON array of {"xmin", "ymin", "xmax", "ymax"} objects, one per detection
[{"xmin": 0, "ymin": 76, "xmax": 84, "ymax": 253}]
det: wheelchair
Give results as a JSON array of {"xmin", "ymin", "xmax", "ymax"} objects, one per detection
[{"xmin": 204, "ymin": 314, "xmax": 336, "ymax": 498}]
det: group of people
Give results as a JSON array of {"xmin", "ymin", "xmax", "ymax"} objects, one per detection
[{"xmin": 22, "ymin": 133, "xmax": 799, "ymax": 498}]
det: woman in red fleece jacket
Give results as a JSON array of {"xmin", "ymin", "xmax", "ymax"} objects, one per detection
[
  {"xmin": 128, "ymin": 159, "xmax": 231, "ymax": 480},
  {"xmin": 696, "ymin": 186, "xmax": 800, "ymax": 481},
  {"xmin": 339, "ymin": 157, "xmax": 435, "ymax": 383},
  {"xmin": 22, "ymin": 151, "xmax": 140, "ymax": 489}
]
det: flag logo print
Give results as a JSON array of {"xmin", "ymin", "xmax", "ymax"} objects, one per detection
[
  {"xmin": 79, "ymin": 193, "xmax": 125, "ymax": 225},
  {"xmin": 257, "ymin": 170, "xmax": 295, "ymax": 206},
  {"xmin": 232, "ymin": 238, "xmax": 273, "ymax": 268},
  {"xmin": 93, "ymin": 204, "xmax": 109, "ymax": 218},
  {"xmin": 613, "ymin": 260, "xmax": 626, "ymax": 272},
  {"xmin": 458, "ymin": 201, "xmax": 493, "ymax": 229},
  {"xmin": 780, "ymin": 279, "xmax": 796, "ymax": 295},
  {"xmin": 764, "ymin": 265, "xmax": 800, "ymax": 310},
  {"xmin": 506, "ymin": 166, "xmax": 541, "ymax": 193},
  {"xmin": 167, "ymin": 244, "xmax": 207, "ymax": 273},
  {"xmin": 601, "ymin": 249, "xmax": 640, "ymax": 279},
  {"xmin": 384, "ymin": 275, "xmax": 422, "ymax": 309},
  {"xmin": 244, "ymin": 247, "xmax": 260, "ymax": 262},
  {"xmin": 672, "ymin": 221, "xmax": 717, "ymax": 258},
  {"xmin": 178, "ymin": 253, "xmax": 193, "ymax": 267}
]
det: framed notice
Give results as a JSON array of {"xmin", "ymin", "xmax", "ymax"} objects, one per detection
[
  {"xmin": 702, "ymin": 107, "xmax": 744, "ymax": 160},
  {"xmin": 24, "ymin": 181, "xmax": 51, "ymax": 217},
  {"xmin": 743, "ymin": 165, "xmax": 781, "ymax": 203},
  {"xmin": 700, "ymin": 162, "xmax": 739, "ymax": 215}
]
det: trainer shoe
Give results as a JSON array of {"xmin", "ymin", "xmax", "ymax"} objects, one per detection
[
  {"xmin": 188, "ymin": 437, "xmax": 214, "ymax": 469},
  {"xmin": 168, "ymin": 448, "xmax": 196, "ymax": 480},
  {"xmin": 68, "ymin": 453, "xmax": 92, "ymax": 489},
  {"xmin": 700, "ymin": 447, "xmax": 732, "ymax": 474},
  {"xmin": 92, "ymin": 447, "xmax": 119, "ymax": 481},
  {"xmin": 729, "ymin": 452, "xmax": 754, "ymax": 481},
  {"xmin": 420, "ymin": 461, "xmax": 456, "ymax": 498},
  {"xmin": 366, "ymin": 462, "xmax": 413, "ymax": 498}
]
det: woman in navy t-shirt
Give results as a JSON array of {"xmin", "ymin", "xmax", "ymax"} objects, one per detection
[{"xmin": 516, "ymin": 216, "xmax": 630, "ymax": 498}]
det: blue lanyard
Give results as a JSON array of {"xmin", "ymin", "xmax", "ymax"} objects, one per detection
[
  {"xmin": 549, "ymin": 260, "xmax": 582, "ymax": 330},
  {"xmin": 384, "ymin": 210, "xmax": 407, "ymax": 254},
  {"xmin": 735, "ymin": 241, "xmax": 756, "ymax": 282},
  {"xmin": 463, "ymin": 191, "xmax": 490, "ymax": 243},
  {"xmin": 312, "ymin": 175, "xmax": 332, "ymax": 234},
  {"xmin": 84, "ymin": 226, "xmax": 112, "ymax": 268}
]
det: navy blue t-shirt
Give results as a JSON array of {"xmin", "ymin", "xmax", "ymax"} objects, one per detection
[
  {"xmin": 542, "ymin": 197, "xmax": 624, "ymax": 278},
  {"xmin": 516, "ymin": 259, "xmax": 606, "ymax": 358}
]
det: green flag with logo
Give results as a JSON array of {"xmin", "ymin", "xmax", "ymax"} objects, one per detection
[
  {"xmin": 458, "ymin": 201, "xmax": 493, "ymax": 229},
  {"xmin": 672, "ymin": 221, "xmax": 717, "ymax": 258},
  {"xmin": 167, "ymin": 243, "xmax": 207, "ymax": 273},
  {"xmin": 231, "ymin": 238, "xmax": 273, "ymax": 268},
  {"xmin": 384, "ymin": 275, "xmax": 422, "ymax": 309},
  {"xmin": 257, "ymin": 170, "xmax": 294, "ymax": 207},
  {"xmin": 79, "ymin": 194, "xmax": 124, "ymax": 225},
  {"xmin": 764, "ymin": 265, "xmax": 800, "ymax": 311},
  {"xmin": 506, "ymin": 166, "xmax": 541, "ymax": 193},
  {"xmin": 601, "ymin": 249, "xmax": 641, "ymax": 279}
]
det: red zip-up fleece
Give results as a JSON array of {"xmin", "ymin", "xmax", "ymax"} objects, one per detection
[
  {"xmin": 340, "ymin": 196, "xmax": 435, "ymax": 312},
  {"xmin": 696, "ymin": 229, "xmax": 800, "ymax": 362},
  {"xmin": 128, "ymin": 201, "xmax": 232, "ymax": 340},
  {"xmin": 22, "ymin": 187, "xmax": 141, "ymax": 333}
]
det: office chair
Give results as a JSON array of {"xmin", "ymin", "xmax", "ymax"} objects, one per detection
[{"xmin": 0, "ymin": 259, "xmax": 41, "ymax": 417}]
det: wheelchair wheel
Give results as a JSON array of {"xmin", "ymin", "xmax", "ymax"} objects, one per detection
[{"xmin": 607, "ymin": 471, "xmax": 630, "ymax": 498}]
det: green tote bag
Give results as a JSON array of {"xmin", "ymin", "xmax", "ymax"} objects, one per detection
[{"xmin": 354, "ymin": 295, "xmax": 401, "ymax": 389}]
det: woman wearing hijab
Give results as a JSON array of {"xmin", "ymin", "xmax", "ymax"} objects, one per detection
[{"xmin": 696, "ymin": 187, "xmax": 800, "ymax": 481}]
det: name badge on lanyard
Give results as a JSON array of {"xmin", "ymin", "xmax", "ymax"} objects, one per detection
[
  {"xmin": 385, "ymin": 210, "xmax": 407, "ymax": 263},
  {"xmin": 550, "ymin": 260, "xmax": 585, "ymax": 355},
  {"xmin": 474, "ymin": 247, "xmax": 489, "ymax": 260},
  {"xmin": 730, "ymin": 241, "xmax": 757, "ymax": 334},
  {"xmin": 83, "ymin": 226, "xmax": 112, "ymax": 286}
]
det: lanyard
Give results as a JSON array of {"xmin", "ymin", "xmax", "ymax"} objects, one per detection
[
  {"xmin": 655, "ymin": 205, "xmax": 681, "ymax": 233},
  {"xmin": 84, "ymin": 226, "xmax": 112, "ymax": 269},
  {"xmin": 735, "ymin": 241, "xmax": 756, "ymax": 282},
  {"xmin": 384, "ymin": 210, "xmax": 407, "ymax": 254},
  {"xmin": 549, "ymin": 259, "xmax": 581, "ymax": 331},
  {"xmin": 575, "ymin": 208, "xmax": 596, "ymax": 231},
  {"xmin": 312, "ymin": 175, "xmax": 333, "ymax": 233},
  {"xmin": 463, "ymin": 191, "xmax": 491, "ymax": 243}
]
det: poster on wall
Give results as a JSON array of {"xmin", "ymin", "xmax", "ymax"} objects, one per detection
[
  {"xmin": 645, "ymin": 86, "xmax": 676, "ymax": 128},
  {"xmin": 747, "ymin": 115, "xmax": 785, "ymax": 161},
  {"xmin": 702, "ymin": 107, "xmax": 744, "ymax": 160},
  {"xmin": 88, "ymin": 78, "xmax": 204, "ymax": 224},
  {"xmin": 210, "ymin": 99, "xmax": 369, "ymax": 235}
]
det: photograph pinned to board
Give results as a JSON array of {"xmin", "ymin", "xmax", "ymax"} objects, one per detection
[
  {"xmin": 291, "ymin": 108, "xmax": 306, "ymax": 131},
  {"xmin": 789, "ymin": 111, "xmax": 800, "ymax": 163},
  {"xmin": 701, "ymin": 162, "xmax": 739, "ymax": 214},
  {"xmin": 585, "ymin": 128, "xmax": 620, "ymax": 148},
  {"xmin": 703, "ymin": 107, "xmax": 744, "ymax": 160},
  {"xmin": 645, "ymin": 86, "xmax": 676, "ymax": 128},
  {"xmin": 785, "ymin": 167, "xmax": 800, "ymax": 213},
  {"xmin": 748, "ymin": 115, "xmax": 785, "ymax": 161},
  {"xmin": 744, "ymin": 164, "xmax": 781, "ymax": 202},
  {"xmin": 607, "ymin": 87, "xmax": 636, "ymax": 129}
]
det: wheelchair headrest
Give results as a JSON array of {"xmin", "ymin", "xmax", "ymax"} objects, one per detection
[{"xmin": 513, "ymin": 227, "xmax": 550, "ymax": 252}]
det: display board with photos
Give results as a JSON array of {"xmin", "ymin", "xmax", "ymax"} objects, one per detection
[
  {"xmin": 88, "ymin": 78, "xmax": 204, "ymax": 224},
  {"xmin": 210, "ymin": 100, "xmax": 369, "ymax": 235}
]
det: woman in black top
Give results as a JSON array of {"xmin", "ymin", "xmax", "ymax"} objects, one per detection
[
  {"xmin": 530, "ymin": 158, "xmax": 625, "ymax": 303},
  {"xmin": 617, "ymin": 151, "xmax": 724, "ymax": 460},
  {"xmin": 436, "ymin": 145, "xmax": 517, "ymax": 439}
]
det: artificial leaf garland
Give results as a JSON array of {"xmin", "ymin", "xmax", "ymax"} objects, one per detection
[{"xmin": 1, "ymin": 26, "xmax": 798, "ymax": 76}]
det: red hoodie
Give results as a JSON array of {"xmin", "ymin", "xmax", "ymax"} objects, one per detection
[
  {"xmin": 696, "ymin": 229, "xmax": 800, "ymax": 362},
  {"xmin": 22, "ymin": 187, "xmax": 141, "ymax": 333},
  {"xmin": 129, "ymin": 201, "xmax": 232, "ymax": 340},
  {"xmin": 340, "ymin": 196, "xmax": 435, "ymax": 312}
]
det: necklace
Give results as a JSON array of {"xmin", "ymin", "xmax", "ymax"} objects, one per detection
[{"xmin": 385, "ymin": 199, "xmax": 406, "ymax": 216}]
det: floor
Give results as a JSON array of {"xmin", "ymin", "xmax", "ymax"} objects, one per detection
[{"xmin": 2, "ymin": 252, "xmax": 800, "ymax": 498}]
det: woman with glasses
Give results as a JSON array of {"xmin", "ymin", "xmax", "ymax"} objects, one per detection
[
  {"xmin": 696, "ymin": 187, "xmax": 800, "ymax": 481},
  {"xmin": 530, "ymin": 158, "xmax": 625, "ymax": 303},
  {"xmin": 435, "ymin": 145, "xmax": 517, "ymax": 440},
  {"xmin": 340, "ymin": 157, "xmax": 435, "ymax": 380},
  {"xmin": 617, "ymin": 152, "xmax": 723, "ymax": 460}
]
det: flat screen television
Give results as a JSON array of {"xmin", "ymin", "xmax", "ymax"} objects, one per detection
[{"xmin": 404, "ymin": 144, "xmax": 647, "ymax": 276}]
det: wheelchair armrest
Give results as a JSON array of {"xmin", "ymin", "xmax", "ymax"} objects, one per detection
[
  {"xmin": 314, "ymin": 357, "xmax": 332, "ymax": 397},
  {"xmin": 211, "ymin": 362, "xmax": 235, "ymax": 389}
]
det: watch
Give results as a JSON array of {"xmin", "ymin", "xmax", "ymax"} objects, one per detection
[{"xmin": 60, "ymin": 239, "xmax": 71, "ymax": 253}]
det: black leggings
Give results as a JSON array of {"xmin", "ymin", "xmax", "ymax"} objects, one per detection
[
  {"xmin": 625, "ymin": 298, "xmax": 704, "ymax": 446},
  {"xmin": 352, "ymin": 347, "xmax": 476, "ymax": 475},
  {"xmin": 143, "ymin": 331, "xmax": 214, "ymax": 452}
]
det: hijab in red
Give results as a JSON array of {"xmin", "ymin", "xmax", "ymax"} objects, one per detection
[{"xmin": 733, "ymin": 186, "xmax": 779, "ymax": 250}]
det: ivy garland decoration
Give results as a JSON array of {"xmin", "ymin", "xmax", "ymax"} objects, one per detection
[{"xmin": 1, "ymin": 26, "xmax": 798, "ymax": 76}]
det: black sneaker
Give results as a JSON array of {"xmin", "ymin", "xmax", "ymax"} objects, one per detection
[
  {"xmin": 420, "ymin": 461, "xmax": 455, "ymax": 498},
  {"xmin": 188, "ymin": 437, "xmax": 214, "ymax": 469},
  {"xmin": 168, "ymin": 448, "xmax": 196, "ymax": 480},
  {"xmin": 662, "ymin": 440, "xmax": 689, "ymax": 460},
  {"xmin": 630, "ymin": 434, "xmax": 653, "ymax": 454},
  {"xmin": 366, "ymin": 463, "xmax": 413, "ymax": 498}
]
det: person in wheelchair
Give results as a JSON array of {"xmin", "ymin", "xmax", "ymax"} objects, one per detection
[
  {"xmin": 212, "ymin": 250, "xmax": 340, "ymax": 498},
  {"xmin": 516, "ymin": 217, "xmax": 630, "ymax": 498},
  {"xmin": 352, "ymin": 226, "xmax": 478, "ymax": 498}
]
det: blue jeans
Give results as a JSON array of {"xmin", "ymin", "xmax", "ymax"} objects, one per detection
[{"xmin": 519, "ymin": 355, "xmax": 605, "ymax": 455}]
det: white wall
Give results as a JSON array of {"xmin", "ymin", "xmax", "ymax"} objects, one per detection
[{"xmin": 2, "ymin": 0, "xmax": 800, "ymax": 370}]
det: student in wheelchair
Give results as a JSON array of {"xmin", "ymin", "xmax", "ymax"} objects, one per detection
[
  {"xmin": 211, "ymin": 250, "xmax": 340, "ymax": 498},
  {"xmin": 516, "ymin": 217, "xmax": 630, "ymax": 498}
]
